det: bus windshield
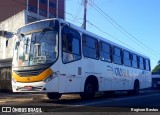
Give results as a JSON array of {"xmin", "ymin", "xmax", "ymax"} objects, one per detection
[{"xmin": 13, "ymin": 30, "xmax": 58, "ymax": 67}]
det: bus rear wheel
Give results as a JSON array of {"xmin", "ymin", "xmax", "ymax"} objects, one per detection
[
  {"xmin": 128, "ymin": 81, "xmax": 139, "ymax": 95},
  {"xmin": 47, "ymin": 93, "xmax": 62, "ymax": 99},
  {"xmin": 80, "ymin": 82, "xmax": 95, "ymax": 100}
]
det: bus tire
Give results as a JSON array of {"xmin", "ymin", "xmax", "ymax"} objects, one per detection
[
  {"xmin": 128, "ymin": 81, "xmax": 139, "ymax": 95},
  {"xmin": 47, "ymin": 93, "xmax": 62, "ymax": 99},
  {"xmin": 80, "ymin": 81, "xmax": 95, "ymax": 100}
]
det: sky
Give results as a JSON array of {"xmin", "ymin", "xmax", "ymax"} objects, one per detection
[{"xmin": 65, "ymin": 0, "xmax": 160, "ymax": 70}]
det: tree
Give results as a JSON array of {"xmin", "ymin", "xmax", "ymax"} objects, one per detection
[{"xmin": 152, "ymin": 64, "xmax": 160, "ymax": 74}]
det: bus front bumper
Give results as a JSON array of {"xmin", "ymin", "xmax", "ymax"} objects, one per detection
[{"xmin": 12, "ymin": 77, "xmax": 59, "ymax": 93}]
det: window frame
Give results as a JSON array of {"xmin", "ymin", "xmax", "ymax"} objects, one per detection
[
  {"xmin": 61, "ymin": 26, "xmax": 82, "ymax": 64},
  {"xmin": 39, "ymin": 9, "xmax": 47, "ymax": 17},
  {"xmin": 99, "ymin": 41, "xmax": 112, "ymax": 63},
  {"xmin": 28, "ymin": 0, "xmax": 38, "ymax": 13},
  {"xmin": 145, "ymin": 59, "xmax": 151, "ymax": 71},
  {"xmin": 113, "ymin": 46, "xmax": 123, "ymax": 65},
  {"xmin": 123, "ymin": 50, "xmax": 132, "ymax": 67},
  {"xmin": 82, "ymin": 34, "xmax": 99, "ymax": 60},
  {"xmin": 49, "ymin": 2, "xmax": 56, "ymax": 8},
  {"xmin": 39, "ymin": 0, "xmax": 47, "ymax": 4},
  {"xmin": 139, "ymin": 56, "xmax": 145, "ymax": 70},
  {"xmin": 132, "ymin": 53, "xmax": 138, "ymax": 69}
]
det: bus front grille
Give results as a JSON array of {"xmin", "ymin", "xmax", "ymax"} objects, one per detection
[{"xmin": 15, "ymin": 69, "xmax": 45, "ymax": 77}]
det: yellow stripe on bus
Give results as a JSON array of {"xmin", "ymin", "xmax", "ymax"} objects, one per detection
[{"xmin": 12, "ymin": 68, "xmax": 53, "ymax": 82}]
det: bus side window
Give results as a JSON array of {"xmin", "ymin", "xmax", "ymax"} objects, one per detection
[
  {"xmin": 113, "ymin": 47, "xmax": 122, "ymax": 65},
  {"xmin": 149, "ymin": 59, "xmax": 151, "ymax": 71},
  {"xmin": 99, "ymin": 41, "xmax": 112, "ymax": 62},
  {"xmin": 132, "ymin": 54, "xmax": 138, "ymax": 68},
  {"xmin": 139, "ymin": 56, "xmax": 144, "ymax": 70},
  {"xmin": 62, "ymin": 26, "xmax": 81, "ymax": 63},
  {"xmin": 66, "ymin": 33, "xmax": 73, "ymax": 53},
  {"xmin": 123, "ymin": 50, "xmax": 131, "ymax": 67},
  {"xmin": 82, "ymin": 35, "xmax": 99, "ymax": 59},
  {"xmin": 145, "ymin": 59, "xmax": 150, "ymax": 71}
]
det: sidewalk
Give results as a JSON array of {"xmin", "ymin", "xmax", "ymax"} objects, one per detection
[{"xmin": 0, "ymin": 92, "xmax": 47, "ymax": 104}]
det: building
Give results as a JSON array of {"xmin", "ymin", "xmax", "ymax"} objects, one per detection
[
  {"xmin": 0, "ymin": 0, "xmax": 65, "ymax": 23},
  {"xmin": 0, "ymin": 0, "xmax": 65, "ymax": 91}
]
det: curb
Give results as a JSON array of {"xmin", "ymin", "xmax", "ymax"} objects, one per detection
[
  {"xmin": 0, "ymin": 98, "xmax": 33, "ymax": 104},
  {"xmin": 0, "ymin": 93, "xmax": 46, "ymax": 103}
]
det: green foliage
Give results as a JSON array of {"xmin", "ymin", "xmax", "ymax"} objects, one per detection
[{"xmin": 152, "ymin": 64, "xmax": 160, "ymax": 73}]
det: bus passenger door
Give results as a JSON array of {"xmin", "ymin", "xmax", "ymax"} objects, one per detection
[
  {"xmin": 59, "ymin": 26, "xmax": 82, "ymax": 93},
  {"xmin": 59, "ymin": 60, "xmax": 82, "ymax": 93}
]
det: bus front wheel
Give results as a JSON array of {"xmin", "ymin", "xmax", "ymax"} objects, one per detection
[
  {"xmin": 80, "ymin": 82, "xmax": 95, "ymax": 99},
  {"xmin": 47, "ymin": 93, "xmax": 62, "ymax": 99}
]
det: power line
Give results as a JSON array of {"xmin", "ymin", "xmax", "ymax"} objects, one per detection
[
  {"xmin": 66, "ymin": 17, "xmax": 83, "ymax": 25},
  {"xmin": 89, "ymin": 5, "xmax": 159, "ymax": 58},
  {"xmin": 73, "ymin": 1, "xmax": 83, "ymax": 22},
  {"xmin": 87, "ymin": 6, "xmax": 160, "ymax": 59},
  {"xmin": 87, "ymin": 20, "xmax": 159, "ymax": 60},
  {"xmin": 66, "ymin": 12, "xmax": 130, "ymax": 48},
  {"xmin": 65, "ymin": 12, "xmax": 159, "ymax": 60},
  {"xmin": 89, "ymin": 0, "xmax": 160, "ymax": 57},
  {"xmin": 65, "ymin": 12, "xmax": 160, "ymax": 61}
]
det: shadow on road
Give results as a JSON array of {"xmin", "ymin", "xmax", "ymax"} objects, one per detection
[{"xmin": 40, "ymin": 91, "xmax": 142, "ymax": 105}]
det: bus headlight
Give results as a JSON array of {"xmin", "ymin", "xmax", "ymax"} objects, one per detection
[{"xmin": 44, "ymin": 71, "xmax": 59, "ymax": 83}]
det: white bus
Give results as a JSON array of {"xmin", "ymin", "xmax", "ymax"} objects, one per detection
[{"xmin": 12, "ymin": 18, "xmax": 151, "ymax": 99}]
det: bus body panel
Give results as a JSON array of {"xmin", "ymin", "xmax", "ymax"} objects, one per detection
[
  {"xmin": 103, "ymin": 62, "xmax": 113, "ymax": 91},
  {"xmin": 58, "ymin": 60, "xmax": 82, "ymax": 93}
]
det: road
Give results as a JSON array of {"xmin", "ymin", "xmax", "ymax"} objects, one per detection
[{"xmin": 0, "ymin": 89, "xmax": 160, "ymax": 113}]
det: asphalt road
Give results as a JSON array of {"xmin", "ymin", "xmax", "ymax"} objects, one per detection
[{"xmin": 1, "ymin": 89, "xmax": 160, "ymax": 113}]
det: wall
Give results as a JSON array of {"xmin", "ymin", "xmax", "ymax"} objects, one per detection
[
  {"xmin": 0, "ymin": 11, "xmax": 25, "ymax": 60},
  {"xmin": 58, "ymin": 0, "xmax": 65, "ymax": 19},
  {"xmin": 0, "ymin": 0, "xmax": 26, "ymax": 22},
  {"xmin": 0, "ymin": 11, "xmax": 26, "ymax": 91}
]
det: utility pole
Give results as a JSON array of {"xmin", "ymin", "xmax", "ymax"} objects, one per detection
[
  {"xmin": 82, "ymin": 0, "xmax": 87, "ymax": 30},
  {"xmin": 56, "ymin": 0, "xmax": 58, "ymax": 18}
]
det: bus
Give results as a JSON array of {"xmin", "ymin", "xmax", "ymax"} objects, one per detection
[{"xmin": 12, "ymin": 18, "xmax": 151, "ymax": 99}]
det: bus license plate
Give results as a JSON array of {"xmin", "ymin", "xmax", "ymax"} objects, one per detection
[{"xmin": 24, "ymin": 86, "xmax": 33, "ymax": 90}]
